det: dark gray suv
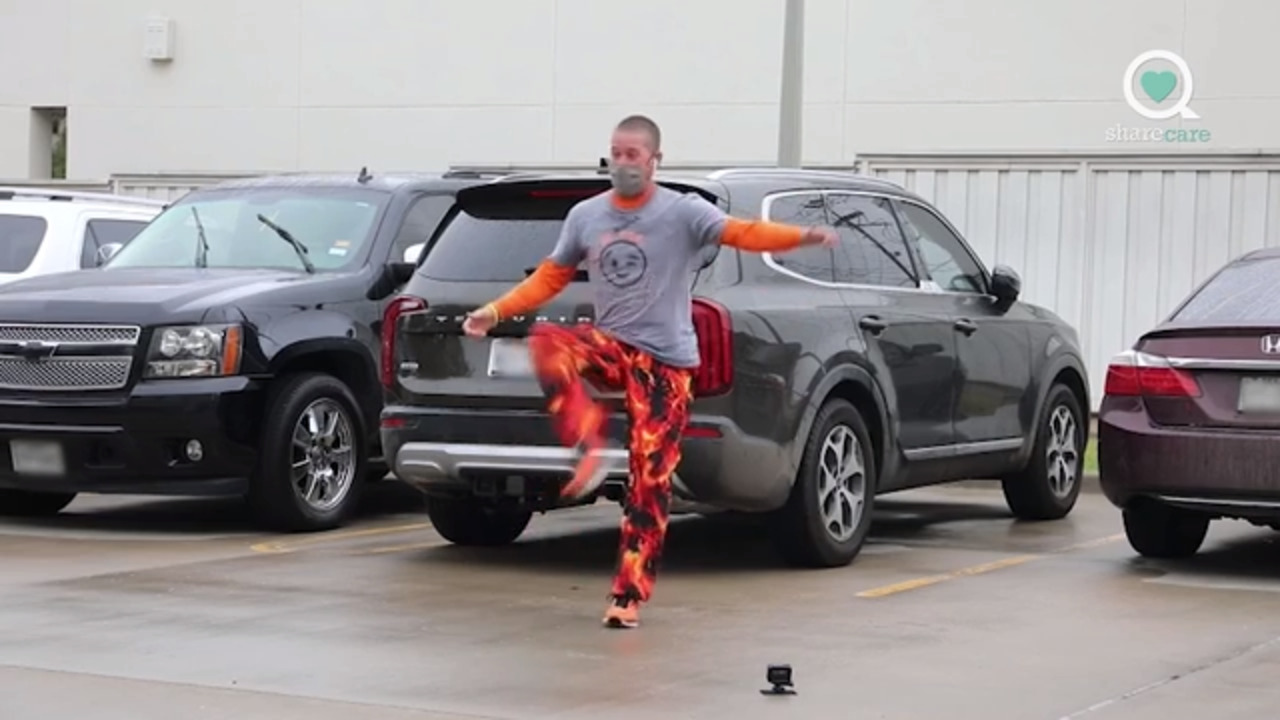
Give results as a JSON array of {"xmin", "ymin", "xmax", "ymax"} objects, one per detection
[{"xmin": 379, "ymin": 167, "xmax": 1091, "ymax": 567}]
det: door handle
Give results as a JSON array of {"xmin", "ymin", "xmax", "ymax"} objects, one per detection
[
  {"xmin": 859, "ymin": 316, "xmax": 888, "ymax": 335},
  {"xmin": 953, "ymin": 318, "xmax": 978, "ymax": 336}
]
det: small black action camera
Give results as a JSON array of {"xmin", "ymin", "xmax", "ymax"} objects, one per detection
[{"xmin": 760, "ymin": 664, "xmax": 796, "ymax": 696}]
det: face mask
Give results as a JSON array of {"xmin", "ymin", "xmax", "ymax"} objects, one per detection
[{"xmin": 609, "ymin": 163, "xmax": 648, "ymax": 197}]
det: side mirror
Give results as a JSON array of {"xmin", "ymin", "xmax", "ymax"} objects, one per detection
[
  {"xmin": 403, "ymin": 242, "xmax": 425, "ymax": 264},
  {"xmin": 95, "ymin": 243, "xmax": 123, "ymax": 267},
  {"xmin": 990, "ymin": 264, "xmax": 1021, "ymax": 305}
]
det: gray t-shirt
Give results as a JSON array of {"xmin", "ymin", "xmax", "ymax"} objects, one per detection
[{"xmin": 547, "ymin": 186, "xmax": 728, "ymax": 368}]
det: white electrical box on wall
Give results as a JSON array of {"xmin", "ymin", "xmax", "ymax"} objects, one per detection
[{"xmin": 143, "ymin": 16, "xmax": 174, "ymax": 61}]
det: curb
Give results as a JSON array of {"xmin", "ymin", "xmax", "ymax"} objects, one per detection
[{"xmin": 953, "ymin": 473, "xmax": 1101, "ymax": 494}]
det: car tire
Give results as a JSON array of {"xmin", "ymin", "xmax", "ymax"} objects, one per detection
[
  {"xmin": 425, "ymin": 495, "xmax": 532, "ymax": 546},
  {"xmin": 1001, "ymin": 383, "xmax": 1085, "ymax": 521},
  {"xmin": 0, "ymin": 489, "xmax": 77, "ymax": 517},
  {"xmin": 247, "ymin": 372, "xmax": 368, "ymax": 533},
  {"xmin": 1123, "ymin": 498, "xmax": 1210, "ymax": 559},
  {"xmin": 769, "ymin": 398, "xmax": 877, "ymax": 568}
]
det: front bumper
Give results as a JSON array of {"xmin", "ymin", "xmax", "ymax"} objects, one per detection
[
  {"xmin": 1098, "ymin": 399, "xmax": 1280, "ymax": 519},
  {"xmin": 380, "ymin": 406, "xmax": 793, "ymax": 511},
  {"xmin": 0, "ymin": 377, "xmax": 263, "ymax": 496}
]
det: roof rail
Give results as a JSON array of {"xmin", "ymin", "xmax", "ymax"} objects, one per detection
[
  {"xmin": 709, "ymin": 167, "xmax": 907, "ymax": 190},
  {"xmin": 0, "ymin": 186, "xmax": 168, "ymax": 207},
  {"xmin": 446, "ymin": 162, "xmax": 612, "ymax": 177}
]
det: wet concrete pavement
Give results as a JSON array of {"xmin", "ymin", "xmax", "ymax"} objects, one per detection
[{"xmin": 3, "ymin": 482, "xmax": 1280, "ymax": 719}]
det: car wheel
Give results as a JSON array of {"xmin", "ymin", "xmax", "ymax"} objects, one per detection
[
  {"xmin": 247, "ymin": 372, "xmax": 368, "ymax": 532},
  {"xmin": 1001, "ymin": 383, "xmax": 1084, "ymax": 520},
  {"xmin": 425, "ymin": 495, "xmax": 532, "ymax": 546},
  {"xmin": 0, "ymin": 489, "xmax": 77, "ymax": 517},
  {"xmin": 1123, "ymin": 498, "xmax": 1210, "ymax": 559},
  {"xmin": 769, "ymin": 398, "xmax": 877, "ymax": 568}
]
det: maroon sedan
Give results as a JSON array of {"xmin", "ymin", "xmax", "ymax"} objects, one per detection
[{"xmin": 1099, "ymin": 249, "xmax": 1280, "ymax": 559}]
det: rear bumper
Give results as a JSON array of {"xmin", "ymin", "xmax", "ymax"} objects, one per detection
[
  {"xmin": 0, "ymin": 377, "xmax": 262, "ymax": 496},
  {"xmin": 1098, "ymin": 398, "xmax": 1280, "ymax": 519},
  {"xmin": 380, "ymin": 406, "xmax": 792, "ymax": 511}
]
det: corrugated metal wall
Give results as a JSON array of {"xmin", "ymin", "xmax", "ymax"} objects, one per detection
[{"xmin": 857, "ymin": 154, "xmax": 1280, "ymax": 410}]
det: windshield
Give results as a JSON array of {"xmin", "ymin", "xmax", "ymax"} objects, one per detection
[{"xmin": 104, "ymin": 187, "xmax": 388, "ymax": 272}]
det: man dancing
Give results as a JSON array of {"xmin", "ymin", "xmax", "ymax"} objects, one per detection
[{"xmin": 463, "ymin": 114, "xmax": 837, "ymax": 628}]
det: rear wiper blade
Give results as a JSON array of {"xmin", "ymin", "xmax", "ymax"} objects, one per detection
[
  {"xmin": 256, "ymin": 214, "xmax": 315, "ymax": 273},
  {"xmin": 191, "ymin": 206, "xmax": 209, "ymax": 268}
]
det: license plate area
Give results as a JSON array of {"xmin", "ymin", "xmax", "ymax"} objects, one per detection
[
  {"xmin": 486, "ymin": 338, "xmax": 534, "ymax": 378},
  {"xmin": 10, "ymin": 439, "xmax": 66, "ymax": 477},
  {"xmin": 1237, "ymin": 376, "xmax": 1280, "ymax": 414}
]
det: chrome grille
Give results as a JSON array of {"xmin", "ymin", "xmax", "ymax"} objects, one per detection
[
  {"xmin": 0, "ymin": 356, "xmax": 133, "ymax": 391},
  {"xmin": 0, "ymin": 323, "xmax": 141, "ymax": 391},
  {"xmin": 0, "ymin": 324, "xmax": 141, "ymax": 345}
]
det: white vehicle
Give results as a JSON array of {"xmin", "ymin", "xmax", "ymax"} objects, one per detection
[{"xmin": 0, "ymin": 186, "xmax": 168, "ymax": 283}]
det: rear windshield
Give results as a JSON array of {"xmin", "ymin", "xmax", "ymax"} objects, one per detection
[
  {"xmin": 0, "ymin": 214, "xmax": 47, "ymax": 273},
  {"xmin": 417, "ymin": 196, "xmax": 582, "ymax": 282},
  {"xmin": 1171, "ymin": 254, "xmax": 1280, "ymax": 323}
]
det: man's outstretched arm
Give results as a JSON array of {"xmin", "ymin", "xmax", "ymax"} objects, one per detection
[
  {"xmin": 718, "ymin": 217, "xmax": 821, "ymax": 253},
  {"xmin": 482, "ymin": 259, "xmax": 576, "ymax": 320},
  {"xmin": 683, "ymin": 195, "xmax": 834, "ymax": 253}
]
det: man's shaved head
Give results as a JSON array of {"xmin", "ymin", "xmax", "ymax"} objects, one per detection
[
  {"xmin": 608, "ymin": 114, "xmax": 663, "ymax": 197},
  {"xmin": 614, "ymin": 115, "xmax": 661, "ymax": 153}
]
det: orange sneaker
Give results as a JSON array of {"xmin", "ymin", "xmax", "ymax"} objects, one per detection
[{"xmin": 603, "ymin": 597, "xmax": 640, "ymax": 629}]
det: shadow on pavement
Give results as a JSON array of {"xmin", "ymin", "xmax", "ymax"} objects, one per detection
[
  {"xmin": 0, "ymin": 477, "xmax": 426, "ymax": 535},
  {"xmin": 1122, "ymin": 522, "xmax": 1280, "ymax": 583}
]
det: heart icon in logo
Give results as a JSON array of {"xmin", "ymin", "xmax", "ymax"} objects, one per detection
[{"xmin": 1140, "ymin": 71, "xmax": 1178, "ymax": 103}]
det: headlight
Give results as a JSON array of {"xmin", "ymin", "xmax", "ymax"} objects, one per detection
[{"xmin": 145, "ymin": 324, "xmax": 243, "ymax": 378}]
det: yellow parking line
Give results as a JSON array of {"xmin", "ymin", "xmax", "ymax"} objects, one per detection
[
  {"xmin": 352, "ymin": 540, "xmax": 446, "ymax": 555},
  {"xmin": 856, "ymin": 533, "xmax": 1125, "ymax": 599},
  {"xmin": 857, "ymin": 555, "xmax": 1038, "ymax": 598},
  {"xmin": 249, "ymin": 522, "xmax": 431, "ymax": 554}
]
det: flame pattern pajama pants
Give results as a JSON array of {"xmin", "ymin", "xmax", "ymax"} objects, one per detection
[{"xmin": 528, "ymin": 322, "xmax": 694, "ymax": 603}]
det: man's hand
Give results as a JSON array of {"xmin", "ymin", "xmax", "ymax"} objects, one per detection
[
  {"xmin": 802, "ymin": 226, "xmax": 839, "ymax": 248},
  {"xmin": 463, "ymin": 304, "xmax": 498, "ymax": 338}
]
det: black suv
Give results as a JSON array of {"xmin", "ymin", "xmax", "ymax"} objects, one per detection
[
  {"xmin": 380, "ymin": 167, "xmax": 1092, "ymax": 566},
  {"xmin": 0, "ymin": 170, "xmax": 482, "ymax": 532}
]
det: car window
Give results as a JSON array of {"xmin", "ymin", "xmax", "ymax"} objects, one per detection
[
  {"xmin": 894, "ymin": 201, "xmax": 987, "ymax": 293},
  {"xmin": 826, "ymin": 193, "xmax": 917, "ymax": 288},
  {"xmin": 0, "ymin": 214, "xmax": 47, "ymax": 273},
  {"xmin": 392, "ymin": 194, "xmax": 454, "ymax": 265},
  {"xmin": 1170, "ymin": 254, "xmax": 1280, "ymax": 323},
  {"xmin": 418, "ymin": 192, "xmax": 590, "ymax": 283},
  {"xmin": 105, "ymin": 187, "xmax": 388, "ymax": 272},
  {"xmin": 80, "ymin": 218, "xmax": 150, "ymax": 268},
  {"xmin": 763, "ymin": 192, "xmax": 834, "ymax": 282}
]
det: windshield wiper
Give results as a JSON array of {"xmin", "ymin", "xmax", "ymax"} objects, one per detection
[
  {"xmin": 256, "ymin": 214, "xmax": 315, "ymax": 273},
  {"xmin": 191, "ymin": 207, "xmax": 209, "ymax": 268}
]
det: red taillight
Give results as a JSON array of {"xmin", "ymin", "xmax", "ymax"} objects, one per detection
[
  {"xmin": 683, "ymin": 424, "xmax": 722, "ymax": 439},
  {"xmin": 1103, "ymin": 350, "xmax": 1201, "ymax": 397},
  {"xmin": 380, "ymin": 295, "xmax": 427, "ymax": 389},
  {"xmin": 691, "ymin": 298, "xmax": 733, "ymax": 396}
]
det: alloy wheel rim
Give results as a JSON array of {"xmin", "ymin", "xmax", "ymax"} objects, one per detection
[
  {"xmin": 290, "ymin": 398, "xmax": 356, "ymax": 512},
  {"xmin": 816, "ymin": 424, "xmax": 866, "ymax": 542},
  {"xmin": 1045, "ymin": 405, "xmax": 1079, "ymax": 498}
]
